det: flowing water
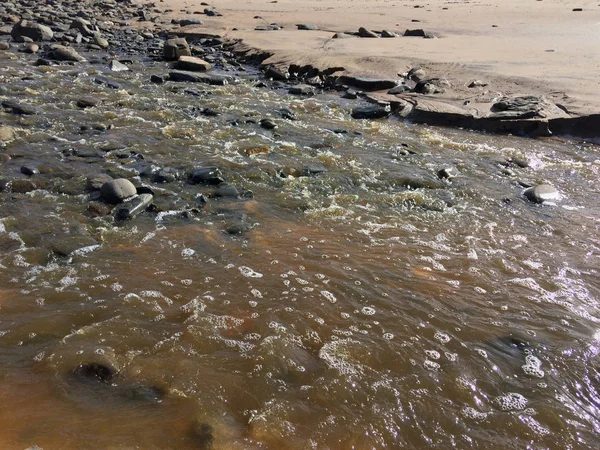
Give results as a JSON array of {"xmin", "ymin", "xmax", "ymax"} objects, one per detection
[{"xmin": 1, "ymin": 48, "xmax": 600, "ymax": 449}]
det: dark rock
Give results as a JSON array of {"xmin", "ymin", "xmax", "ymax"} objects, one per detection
[
  {"xmin": 288, "ymin": 84, "xmax": 315, "ymax": 96},
  {"xmin": 20, "ymin": 164, "xmax": 39, "ymax": 176},
  {"xmin": 279, "ymin": 107, "xmax": 297, "ymax": 120},
  {"xmin": 332, "ymin": 32, "xmax": 352, "ymax": 39},
  {"xmin": 226, "ymin": 219, "xmax": 251, "ymax": 235},
  {"xmin": 87, "ymin": 202, "xmax": 113, "ymax": 217},
  {"xmin": 190, "ymin": 167, "xmax": 225, "ymax": 185},
  {"xmin": 263, "ymin": 65, "xmax": 289, "ymax": 80},
  {"xmin": 180, "ymin": 18, "xmax": 203, "ymax": 26},
  {"xmin": 50, "ymin": 236, "xmax": 99, "ymax": 256},
  {"xmin": 213, "ymin": 184, "xmax": 239, "ymax": 198},
  {"xmin": 260, "ymin": 118, "xmax": 277, "ymax": 129},
  {"xmin": 407, "ymin": 66, "xmax": 427, "ymax": 81},
  {"xmin": 169, "ymin": 70, "xmax": 230, "ymax": 85},
  {"xmin": 335, "ymin": 75, "xmax": 397, "ymax": 91},
  {"xmin": 358, "ymin": 27, "xmax": 379, "ymax": 38},
  {"xmin": 404, "ymin": 28, "xmax": 432, "ymax": 37},
  {"xmin": 414, "ymin": 78, "xmax": 446, "ymax": 95},
  {"xmin": 381, "ymin": 30, "xmax": 397, "ymax": 38},
  {"xmin": 387, "ymin": 85, "xmax": 411, "ymax": 94},
  {"xmin": 48, "ymin": 44, "xmax": 85, "ymax": 62},
  {"xmin": 164, "ymin": 37, "xmax": 191, "ymax": 61},
  {"xmin": 189, "ymin": 420, "xmax": 214, "ymax": 449},
  {"xmin": 76, "ymin": 96, "xmax": 100, "ymax": 108},
  {"xmin": 176, "ymin": 55, "xmax": 212, "ymax": 72},
  {"xmin": 151, "ymin": 74, "xmax": 169, "ymax": 84},
  {"xmin": 351, "ymin": 104, "xmax": 391, "ymax": 119},
  {"xmin": 70, "ymin": 18, "xmax": 94, "ymax": 37},
  {"xmin": 93, "ymin": 76, "xmax": 121, "ymax": 89},
  {"xmin": 2, "ymin": 100, "xmax": 38, "ymax": 115},
  {"xmin": 437, "ymin": 166, "xmax": 459, "ymax": 180},
  {"xmin": 100, "ymin": 178, "xmax": 137, "ymax": 204},
  {"xmin": 341, "ymin": 90, "xmax": 358, "ymax": 99},
  {"xmin": 523, "ymin": 184, "xmax": 560, "ymax": 204},
  {"xmin": 468, "ymin": 80, "xmax": 488, "ymax": 88},
  {"xmin": 255, "ymin": 24, "xmax": 280, "ymax": 31},
  {"xmin": 115, "ymin": 193, "xmax": 153, "ymax": 221},
  {"xmin": 204, "ymin": 8, "xmax": 222, "ymax": 17},
  {"xmin": 152, "ymin": 167, "xmax": 181, "ymax": 183},
  {"xmin": 73, "ymin": 362, "xmax": 117, "ymax": 383},
  {"xmin": 11, "ymin": 20, "xmax": 53, "ymax": 42},
  {"xmin": 9, "ymin": 179, "xmax": 37, "ymax": 193},
  {"xmin": 297, "ymin": 23, "xmax": 319, "ymax": 30}
]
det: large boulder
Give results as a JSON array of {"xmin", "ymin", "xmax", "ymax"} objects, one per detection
[
  {"xmin": 100, "ymin": 178, "xmax": 137, "ymax": 204},
  {"xmin": 11, "ymin": 20, "xmax": 53, "ymax": 42},
  {"xmin": 48, "ymin": 44, "xmax": 85, "ymax": 62},
  {"xmin": 164, "ymin": 38, "xmax": 191, "ymax": 61}
]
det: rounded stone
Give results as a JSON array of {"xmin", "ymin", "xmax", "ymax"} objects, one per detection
[
  {"xmin": 100, "ymin": 178, "xmax": 137, "ymax": 204},
  {"xmin": 523, "ymin": 184, "xmax": 560, "ymax": 204}
]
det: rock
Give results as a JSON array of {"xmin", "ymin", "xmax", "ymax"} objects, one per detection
[
  {"xmin": 288, "ymin": 84, "xmax": 315, "ymax": 96},
  {"xmin": 70, "ymin": 18, "xmax": 94, "ymax": 37},
  {"xmin": 11, "ymin": 20, "xmax": 53, "ymax": 42},
  {"xmin": 0, "ymin": 42, "xmax": 10, "ymax": 50},
  {"xmin": 190, "ymin": 167, "xmax": 225, "ymax": 185},
  {"xmin": 387, "ymin": 85, "xmax": 412, "ymax": 94},
  {"xmin": 164, "ymin": 37, "xmax": 191, "ymax": 61},
  {"xmin": 124, "ymin": 385, "xmax": 166, "ymax": 403},
  {"xmin": 492, "ymin": 95, "xmax": 560, "ymax": 119},
  {"xmin": 108, "ymin": 60, "xmax": 129, "ymax": 72},
  {"xmin": 87, "ymin": 202, "xmax": 113, "ymax": 217},
  {"xmin": 335, "ymin": 75, "xmax": 397, "ymax": 91},
  {"xmin": 9, "ymin": 179, "xmax": 37, "ymax": 193},
  {"xmin": 332, "ymin": 32, "xmax": 352, "ymax": 39},
  {"xmin": 76, "ymin": 96, "xmax": 100, "ymax": 108},
  {"xmin": 0, "ymin": 125, "xmax": 15, "ymax": 142},
  {"xmin": 523, "ymin": 184, "xmax": 560, "ymax": 204},
  {"xmin": 263, "ymin": 65, "xmax": 289, "ymax": 80},
  {"xmin": 180, "ymin": 18, "xmax": 203, "ymax": 26},
  {"xmin": 351, "ymin": 104, "xmax": 391, "ymax": 119},
  {"xmin": 73, "ymin": 362, "xmax": 118, "ymax": 383},
  {"xmin": 0, "ymin": 154, "xmax": 11, "ymax": 164},
  {"xmin": 169, "ymin": 70, "xmax": 230, "ymax": 85},
  {"xmin": 93, "ymin": 34, "xmax": 109, "ymax": 49},
  {"xmin": 20, "ymin": 43, "xmax": 39, "ymax": 53},
  {"xmin": 260, "ymin": 118, "xmax": 277, "ymax": 129},
  {"xmin": 100, "ymin": 178, "xmax": 137, "ymax": 204},
  {"xmin": 358, "ymin": 27, "xmax": 379, "ymax": 38},
  {"xmin": 297, "ymin": 23, "xmax": 319, "ymax": 30},
  {"xmin": 93, "ymin": 76, "xmax": 121, "ymax": 89},
  {"xmin": 2, "ymin": 101, "xmax": 38, "ymax": 115},
  {"xmin": 152, "ymin": 167, "xmax": 181, "ymax": 183},
  {"xmin": 213, "ymin": 184, "xmax": 239, "ymax": 198},
  {"xmin": 87, "ymin": 174, "xmax": 113, "ymax": 190},
  {"xmin": 204, "ymin": 8, "xmax": 222, "ymax": 17},
  {"xmin": 468, "ymin": 80, "xmax": 488, "ymax": 88},
  {"xmin": 189, "ymin": 420, "xmax": 214, "ymax": 449},
  {"xmin": 407, "ymin": 66, "xmax": 427, "ymax": 81},
  {"xmin": 176, "ymin": 55, "xmax": 212, "ymax": 72},
  {"xmin": 20, "ymin": 164, "xmax": 39, "ymax": 176},
  {"xmin": 24, "ymin": 446, "xmax": 43, "ymax": 450},
  {"xmin": 437, "ymin": 166, "xmax": 459, "ymax": 180},
  {"xmin": 48, "ymin": 44, "xmax": 85, "ymax": 62},
  {"xmin": 114, "ymin": 193, "xmax": 153, "ymax": 221},
  {"xmin": 404, "ymin": 28, "xmax": 433, "ymax": 37},
  {"xmin": 226, "ymin": 219, "xmax": 251, "ymax": 235},
  {"xmin": 255, "ymin": 24, "xmax": 280, "ymax": 31},
  {"xmin": 279, "ymin": 107, "xmax": 297, "ymax": 120},
  {"xmin": 381, "ymin": 30, "xmax": 397, "ymax": 38},
  {"xmin": 50, "ymin": 235, "xmax": 98, "ymax": 256},
  {"xmin": 414, "ymin": 78, "xmax": 446, "ymax": 95},
  {"xmin": 151, "ymin": 74, "xmax": 169, "ymax": 84}
]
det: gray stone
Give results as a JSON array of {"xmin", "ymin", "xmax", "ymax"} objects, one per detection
[
  {"xmin": 437, "ymin": 166, "xmax": 459, "ymax": 180},
  {"xmin": 169, "ymin": 70, "xmax": 230, "ymax": 85},
  {"xmin": 76, "ymin": 96, "xmax": 100, "ymax": 108},
  {"xmin": 213, "ymin": 184, "xmax": 239, "ymax": 198},
  {"xmin": 87, "ymin": 174, "xmax": 113, "ymax": 190},
  {"xmin": 48, "ymin": 44, "xmax": 85, "ymax": 62},
  {"xmin": 108, "ymin": 60, "xmax": 129, "ymax": 72},
  {"xmin": 11, "ymin": 20, "xmax": 53, "ymax": 42},
  {"xmin": 0, "ymin": 126, "xmax": 15, "ymax": 142},
  {"xmin": 164, "ymin": 38, "xmax": 191, "ymax": 61},
  {"xmin": 358, "ymin": 27, "xmax": 379, "ymax": 38},
  {"xmin": 297, "ymin": 24, "xmax": 319, "ymax": 30},
  {"xmin": 387, "ymin": 85, "xmax": 412, "ymax": 94},
  {"xmin": 190, "ymin": 167, "xmax": 225, "ymax": 185},
  {"xmin": 70, "ymin": 18, "xmax": 94, "ymax": 37},
  {"xmin": 100, "ymin": 178, "xmax": 137, "ymax": 204},
  {"xmin": 180, "ymin": 18, "xmax": 203, "ymax": 26},
  {"xmin": 114, "ymin": 193, "xmax": 153, "ymax": 221},
  {"xmin": 2, "ymin": 101, "xmax": 39, "ymax": 115},
  {"xmin": 381, "ymin": 30, "xmax": 397, "ymax": 38},
  {"xmin": 351, "ymin": 104, "xmax": 391, "ymax": 119},
  {"xmin": 20, "ymin": 164, "xmax": 39, "ymax": 176},
  {"xmin": 289, "ymin": 84, "xmax": 315, "ymax": 96},
  {"xmin": 523, "ymin": 184, "xmax": 560, "ymax": 204}
]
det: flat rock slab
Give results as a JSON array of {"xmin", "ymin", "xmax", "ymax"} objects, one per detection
[
  {"xmin": 335, "ymin": 75, "xmax": 398, "ymax": 92},
  {"xmin": 176, "ymin": 56, "xmax": 212, "ymax": 72},
  {"xmin": 169, "ymin": 70, "xmax": 231, "ymax": 85}
]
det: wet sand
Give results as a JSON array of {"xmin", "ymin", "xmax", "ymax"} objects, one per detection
[{"xmin": 154, "ymin": 0, "xmax": 600, "ymax": 118}]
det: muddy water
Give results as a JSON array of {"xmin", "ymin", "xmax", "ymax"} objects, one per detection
[{"xmin": 1, "ymin": 49, "xmax": 600, "ymax": 450}]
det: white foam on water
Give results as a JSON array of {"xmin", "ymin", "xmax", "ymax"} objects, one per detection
[
  {"xmin": 361, "ymin": 307, "xmax": 376, "ymax": 316},
  {"xmin": 423, "ymin": 359, "xmax": 440, "ymax": 371},
  {"xmin": 239, "ymin": 266, "xmax": 263, "ymax": 278},
  {"xmin": 461, "ymin": 407, "xmax": 489, "ymax": 421},
  {"xmin": 320, "ymin": 290, "xmax": 337, "ymax": 304},
  {"xmin": 493, "ymin": 393, "xmax": 528, "ymax": 411},
  {"xmin": 522, "ymin": 355, "xmax": 545, "ymax": 378},
  {"xmin": 434, "ymin": 331, "xmax": 451, "ymax": 344}
]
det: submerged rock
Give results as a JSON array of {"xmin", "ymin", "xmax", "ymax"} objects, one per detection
[
  {"xmin": 190, "ymin": 167, "xmax": 225, "ymax": 185},
  {"xmin": 114, "ymin": 193, "xmax": 153, "ymax": 221},
  {"xmin": 351, "ymin": 104, "xmax": 391, "ymax": 119},
  {"xmin": 169, "ymin": 70, "xmax": 229, "ymax": 85},
  {"xmin": 124, "ymin": 384, "xmax": 166, "ymax": 403},
  {"xmin": 48, "ymin": 44, "xmax": 85, "ymax": 62},
  {"xmin": 189, "ymin": 419, "xmax": 214, "ymax": 449},
  {"xmin": 73, "ymin": 362, "xmax": 118, "ymax": 383}
]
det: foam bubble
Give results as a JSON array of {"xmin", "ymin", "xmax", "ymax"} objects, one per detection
[
  {"xmin": 461, "ymin": 407, "xmax": 488, "ymax": 421},
  {"xmin": 425, "ymin": 350, "xmax": 441, "ymax": 360},
  {"xmin": 361, "ymin": 307, "xmax": 376, "ymax": 316},
  {"xmin": 434, "ymin": 331, "xmax": 451, "ymax": 344},
  {"xmin": 239, "ymin": 266, "xmax": 263, "ymax": 278},
  {"xmin": 424, "ymin": 359, "xmax": 440, "ymax": 371},
  {"xmin": 320, "ymin": 290, "xmax": 337, "ymax": 304},
  {"xmin": 522, "ymin": 355, "xmax": 545, "ymax": 378},
  {"xmin": 493, "ymin": 393, "xmax": 528, "ymax": 411}
]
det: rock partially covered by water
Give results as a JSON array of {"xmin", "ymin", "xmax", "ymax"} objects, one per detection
[
  {"xmin": 164, "ymin": 38, "xmax": 191, "ymax": 61},
  {"xmin": 190, "ymin": 167, "xmax": 225, "ymax": 185},
  {"xmin": 115, "ymin": 193, "xmax": 153, "ymax": 221},
  {"xmin": 189, "ymin": 419, "xmax": 214, "ymax": 449},
  {"xmin": 523, "ymin": 184, "xmax": 560, "ymax": 204},
  {"xmin": 0, "ymin": 125, "xmax": 15, "ymax": 142},
  {"xmin": 351, "ymin": 104, "xmax": 391, "ymax": 119},
  {"xmin": 100, "ymin": 178, "xmax": 137, "ymax": 204},
  {"xmin": 11, "ymin": 20, "xmax": 53, "ymax": 42},
  {"xmin": 48, "ymin": 44, "xmax": 85, "ymax": 62},
  {"xmin": 73, "ymin": 361, "xmax": 118, "ymax": 383},
  {"xmin": 169, "ymin": 70, "xmax": 230, "ymax": 85}
]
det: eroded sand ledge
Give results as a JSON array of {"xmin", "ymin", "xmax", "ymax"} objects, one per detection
[{"xmin": 154, "ymin": 0, "xmax": 600, "ymax": 138}]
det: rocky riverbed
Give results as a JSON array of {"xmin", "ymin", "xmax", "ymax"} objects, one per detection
[{"xmin": 2, "ymin": 1, "xmax": 600, "ymax": 449}]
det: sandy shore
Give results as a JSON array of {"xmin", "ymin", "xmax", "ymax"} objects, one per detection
[{"xmin": 144, "ymin": 0, "xmax": 600, "ymax": 136}]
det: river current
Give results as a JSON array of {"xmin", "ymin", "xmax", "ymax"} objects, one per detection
[{"xmin": 1, "ymin": 48, "xmax": 600, "ymax": 449}]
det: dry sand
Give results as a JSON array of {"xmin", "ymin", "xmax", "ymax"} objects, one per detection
[{"xmin": 151, "ymin": 0, "xmax": 600, "ymax": 118}]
